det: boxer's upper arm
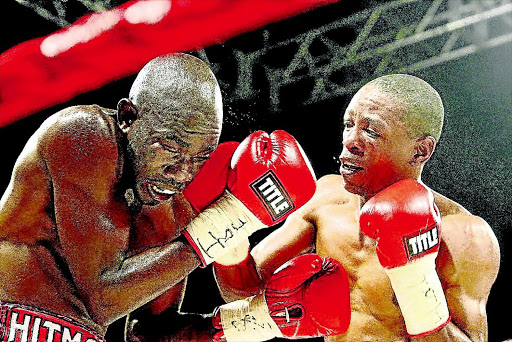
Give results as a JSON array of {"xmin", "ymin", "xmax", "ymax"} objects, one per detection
[
  {"xmin": 41, "ymin": 110, "xmax": 130, "ymax": 311},
  {"xmin": 441, "ymin": 215, "xmax": 500, "ymax": 341}
]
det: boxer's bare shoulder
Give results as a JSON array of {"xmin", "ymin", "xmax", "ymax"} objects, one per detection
[
  {"xmin": 301, "ymin": 174, "xmax": 360, "ymax": 223},
  {"xmin": 0, "ymin": 106, "xmax": 114, "ymax": 238},
  {"xmin": 302, "ymin": 174, "xmax": 359, "ymax": 213},
  {"xmin": 431, "ymin": 190, "xmax": 500, "ymax": 338},
  {"xmin": 40, "ymin": 105, "xmax": 118, "ymax": 158},
  {"xmin": 433, "ymin": 191, "xmax": 500, "ymax": 289},
  {"xmin": 37, "ymin": 106, "xmax": 123, "ymax": 195},
  {"xmin": 433, "ymin": 190, "xmax": 500, "ymax": 271},
  {"xmin": 36, "ymin": 105, "xmax": 116, "ymax": 139},
  {"xmin": 315, "ymin": 174, "xmax": 352, "ymax": 201}
]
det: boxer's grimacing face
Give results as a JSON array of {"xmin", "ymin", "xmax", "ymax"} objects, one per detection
[
  {"xmin": 339, "ymin": 85, "xmax": 417, "ymax": 200},
  {"xmin": 127, "ymin": 109, "xmax": 220, "ymax": 205}
]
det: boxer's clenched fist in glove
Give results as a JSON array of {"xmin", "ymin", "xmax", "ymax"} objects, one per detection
[
  {"xmin": 211, "ymin": 254, "xmax": 351, "ymax": 341},
  {"xmin": 359, "ymin": 179, "xmax": 450, "ymax": 337},
  {"xmin": 183, "ymin": 141, "xmax": 240, "ymax": 214},
  {"xmin": 183, "ymin": 131, "xmax": 316, "ymax": 267}
]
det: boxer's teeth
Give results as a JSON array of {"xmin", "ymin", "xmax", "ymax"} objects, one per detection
[
  {"xmin": 343, "ymin": 161, "xmax": 362, "ymax": 170},
  {"xmin": 152, "ymin": 185, "xmax": 175, "ymax": 195}
]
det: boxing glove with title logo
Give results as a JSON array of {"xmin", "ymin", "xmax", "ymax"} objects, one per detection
[
  {"xmin": 359, "ymin": 178, "xmax": 450, "ymax": 337},
  {"xmin": 211, "ymin": 254, "xmax": 351, "ymax": 342},
  {"xmin": 183, "ymin": 131, "xmax": 316, "ymax": 267}
]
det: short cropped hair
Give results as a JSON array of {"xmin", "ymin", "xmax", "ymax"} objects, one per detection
[{"xmin": 367, "ymin": 74, "xmax": 444, "ymax": 142}]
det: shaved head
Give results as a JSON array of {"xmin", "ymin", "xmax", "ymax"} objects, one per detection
[
  {"xmin": 129, "ymin": 53, "xmax": 223, "ymax": 131},
  {"xmin": 123, "ymin": 54, "xmax": 223, "ymax": 204},
  {"xmin": 364, "ymin": 74, "xmax": 444, "ymax": 142}
]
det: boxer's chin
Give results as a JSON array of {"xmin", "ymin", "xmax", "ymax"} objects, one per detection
[
  {"xmin": 342, "ymin": 180, "xmax": 362, "ymax": 197},
  {"xmin": 340, "ymin": 170, "xmax": 365, "ymax": 196},
  {"xmin": 341, "ymin": 176, "xmax": 379, "ymax": 202}
]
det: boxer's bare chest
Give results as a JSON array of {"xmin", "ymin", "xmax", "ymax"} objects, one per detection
[{"xmin": 314, "ymin": 204, "xmax": 408, "ymax": 341}]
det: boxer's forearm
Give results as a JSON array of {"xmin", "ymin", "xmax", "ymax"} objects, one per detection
[{"xmin": 86, "ymin": 239, "xmax": 201, "ymax": 325}]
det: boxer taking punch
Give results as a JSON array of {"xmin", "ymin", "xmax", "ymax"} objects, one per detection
[
  {"xmin": 213, "ymin": 74, "xmax": 500, "ymax": 341},
  {"xmin": 125, "ymin": 129, "xmax": 355, "ymax": 341},
  {"xmin": 0, "ymin": 53, "xmax": 318, "ymax": 342},
  {"xmin": 125, "ymin": 128, "xmax": 324, "ymax": 341}
]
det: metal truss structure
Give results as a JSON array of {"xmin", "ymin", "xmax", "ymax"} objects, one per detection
[
  {"xmin": 13, "ymin": 0, "xmax": 512, "ymax": 111},
  {"xmin": 201, "ymin": 0, "xmax": 512, "ymax": 110}
]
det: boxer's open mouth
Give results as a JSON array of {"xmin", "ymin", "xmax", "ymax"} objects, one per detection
[
  {"xmin": 342, "ymin": 161, "xmax": 364, "ymax": 173},
  {"xmin": 147, "ymin": 182, "xmax": 176, "ymax": 201},
  {"xmin": 151, "ymin": 184, "xmax": 175, "ymax": 195}
]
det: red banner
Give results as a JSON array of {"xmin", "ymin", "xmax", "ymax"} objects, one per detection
[{"xmin": 0, "ymin": 0, "xmax": 339, "ymax": 127}]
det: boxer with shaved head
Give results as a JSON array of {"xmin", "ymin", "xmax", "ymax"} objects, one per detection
[
  {"xmin": 214, "ymin": 74, "xmax": 500, "ymax": 342},
  {"xmin": 0, "ymin": 53, "xmax": 320, "ymax": 341}
]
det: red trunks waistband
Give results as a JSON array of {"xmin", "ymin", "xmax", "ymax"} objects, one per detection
[{"xmin": 0, "ymin": 302, "xmax": 105, "ymax": 342}]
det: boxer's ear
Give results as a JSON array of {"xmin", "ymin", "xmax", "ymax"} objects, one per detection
[
  {"xmin": 117, "ymin": 98, "xmax": 138, "ymax": 133},
  {"xmin": 411, "ymin": 136, "xmax": 436, "ymax": 165}
]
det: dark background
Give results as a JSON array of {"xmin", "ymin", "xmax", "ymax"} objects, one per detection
[{"xmin": 1, "ymin": 1, "xmax": 510, "ymax": 341}]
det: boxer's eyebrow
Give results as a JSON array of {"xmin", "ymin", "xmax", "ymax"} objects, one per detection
[
  {"xmin": 364, "ymin": 116, "xmax": 387, "ymax": 129},
  {"xmin": 202, "ymin": 144, "xmax": 217, "ymax": 153},
  {"xmin": 160, "ymin": 134, "xmax": 217, "ymax": 153},
  {"xmin": 162, "ymin": 134, "xmax": 189, "ymax": 148}
]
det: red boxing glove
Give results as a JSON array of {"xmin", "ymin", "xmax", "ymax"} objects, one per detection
[
  {"xmin": 183, "ymin": 141, "xmax": 240, "ymax": 213},
  {"xmin": 359, "ymin": 179, "xmax": 450, "ymax": 337},
  {"xmin": 184, "ymin": 131, "xmax": 316, "ymax": 267},
  {"xmin": 212, "ymin": 254, "xmax": 351, "ymax": 341},
  {"xmin": 227, "ymin": 130, "xmax": 316, "ymax": 225}
]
